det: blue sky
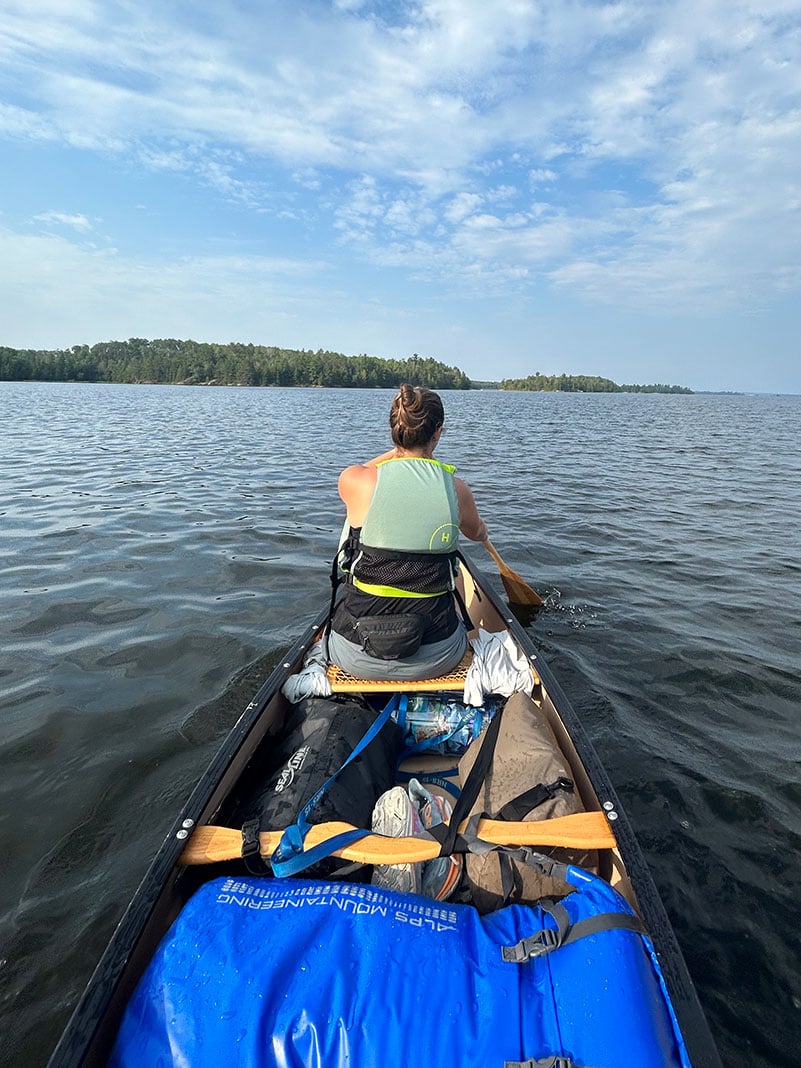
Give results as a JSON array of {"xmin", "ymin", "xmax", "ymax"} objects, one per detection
[{"xmin": 1, "ymin": 1, "xmax": 800, "ymax": 393}]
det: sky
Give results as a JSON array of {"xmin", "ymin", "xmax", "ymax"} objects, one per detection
[{"xmin": 1, "ymin": 1, "xmax": 800, "ymax": 393}]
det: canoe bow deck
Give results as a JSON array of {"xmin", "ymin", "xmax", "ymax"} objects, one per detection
[{"xmin": 48, "ymin": 558, "xmax": 722, "ymax": 1068}]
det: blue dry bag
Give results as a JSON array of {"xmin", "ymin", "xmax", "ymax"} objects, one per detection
[{"xmin": 111, "ymin": 864, "xmax": 691, "ymax": 1068}]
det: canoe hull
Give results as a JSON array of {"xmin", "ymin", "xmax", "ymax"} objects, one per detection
[{"xmin": 48, "ymin": 559, "xmax": 722, "ymax": 1067}]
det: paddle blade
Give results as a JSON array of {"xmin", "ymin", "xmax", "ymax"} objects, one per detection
[
  {"xmin": 498, "ymin": 567, "xmax": 544, "ymax": 607},
  {"xmin": 483, "ymin": 539, "xmax": 544, "ymax": 608}
]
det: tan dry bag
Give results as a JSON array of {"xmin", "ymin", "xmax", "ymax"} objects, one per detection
[{"xmin": 458, "ymin": 690, "xmax": 596, "ymax": 912}]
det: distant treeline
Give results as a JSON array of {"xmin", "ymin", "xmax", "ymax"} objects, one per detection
[
  {"xmin": 499, "ymin": 372, "xmax": 693, "ymax": 394},
  {"xmin": 0, "ymin": 339, "xmax": 471, "ymax": 390},
  {"xmin": 0, "ymin": 339, "xmax": 693, "ymax": 393}
]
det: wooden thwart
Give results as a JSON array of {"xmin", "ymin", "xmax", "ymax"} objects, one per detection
[{"xmin": 179, "ymin": 811, "xmax": 616, "ymax": 866}]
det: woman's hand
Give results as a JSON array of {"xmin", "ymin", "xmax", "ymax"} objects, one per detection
[{"xmin": 455, "ymin": 478, "xmax": 488, "ymax": 542}]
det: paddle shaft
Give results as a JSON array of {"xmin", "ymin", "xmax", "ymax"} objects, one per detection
[{"xmin": 483, "ymin": 538, "xmax": 511, "ymax": 572}]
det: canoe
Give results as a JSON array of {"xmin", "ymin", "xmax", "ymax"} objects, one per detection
[{"xmin": 48, "ymin": 557, "xmax": 722, "ymax": 1067}]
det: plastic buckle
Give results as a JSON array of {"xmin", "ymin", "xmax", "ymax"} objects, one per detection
[
  {"xmin": 504, "ymin": 1058, "xmax": 576, "ymax": 1068},
  {"xmin": 502, "ymin": 926, "xmax": 559, "ymax": 963},
  {"xmin": 272, "ymin": 824, "xmax": 304, "ymax": 864},
  {"xmin": 526, "ymin": 927, "xmax": 558, "ymax": 959},
  {"xmin": 241, "ymin": 819, "xmax": 260, "ymax": 859}
]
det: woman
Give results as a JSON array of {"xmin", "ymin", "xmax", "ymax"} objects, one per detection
[{"xmin": 328, "ymin": 384, "xmax": 488, "ymax": 681}]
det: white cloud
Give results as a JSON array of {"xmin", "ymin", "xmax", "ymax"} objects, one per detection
[
  {"xmin": 0, "ymin": 0, "xmax": 800, "ymax": 316},
  {"xmin": 0, "ymin": 101, "xmax": 56, "ymax": 141},
  {"xmin": 445, "ymin": 193, "xmax": 483, "ymax": 223},
  {"xmin": 529, "ymin": 169, "xmax": 557, "ymax": 185},
  {"xmin": 33, "ymin": 211, "xmax": 94, "ymax": 231},
  {"xmin": 0, "ymin": 227, "xmax": 331, "ymax": 348}
]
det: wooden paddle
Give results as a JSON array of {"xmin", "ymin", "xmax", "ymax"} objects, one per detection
[
  {"xmin": 483, "ymin": 539, "xmax": 544, "ymax": 607},
  {"xmin": 178, "ymin": 811, "xmax": 616, "ymax": 866}
]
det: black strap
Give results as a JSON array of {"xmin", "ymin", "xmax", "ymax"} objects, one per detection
[
  {"xmin": 496, "ymin": 777, "xmax": 574, "ymax": 822},
  {"xmin": 497, "ymin": 850, "xmax": 521, "ymax": 904},
  {"xmin": 464, "ymin": 778, "xmax": 576, "ymax": 909},
  {"xmin": 452, "ymin": 582, "xmax": 473, "ymax": 631},
  {"xmin": 453, "ymin": 549, "xmax": 479, "ymax": 629},
  {"xmin": 324, "ymin": 548, "xmax": 344, "ymax": 638},
  {"xmin": 325, "ymin": 526, "xmax": 363, "ymax": 638},
  {"xmin": 506, "ymin": 1058, "xmax": 598, "ymax": 1068},
  {"xmin": 240, "ymin": 818, "xmax": 269, "ymax": 875},
  {"xmin": 428, "ymin": 699, "xmax": 506, "ymax": 857},
  {"xmin": 501, "ymin": 898, "xmax": 648, "ymax": 963}
]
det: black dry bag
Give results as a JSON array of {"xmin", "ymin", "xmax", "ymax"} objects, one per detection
[{"xmin": 235, "ymin": 696, "xmax": 403, "ymax": 837}]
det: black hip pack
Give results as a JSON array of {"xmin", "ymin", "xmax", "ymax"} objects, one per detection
[{"xmin": 353, "ymin": 614, "xmax": 425, "ymax": 659}]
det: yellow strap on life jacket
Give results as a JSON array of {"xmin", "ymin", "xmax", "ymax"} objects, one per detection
[{"xmin": 351, "ymin": 577, "xmax": 443, "ymax": 599}]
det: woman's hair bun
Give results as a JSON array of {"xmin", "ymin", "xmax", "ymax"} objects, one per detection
[{"xmin": 389, "ymin": 384, "xmax": 444, "ymax": 450}]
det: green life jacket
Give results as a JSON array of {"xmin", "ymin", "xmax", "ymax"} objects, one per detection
[{"xmin": 351, "ymin": 457, "xmax": 460, "ymax": 598}]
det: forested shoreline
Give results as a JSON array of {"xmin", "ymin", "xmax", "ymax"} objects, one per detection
[
  {"xmin": 0, "ymin": 339, "xmax": 692, "ymax": 393},
  {"xmin": 0, "ymin": 339, "xmax": 470, "ymax": 390},
  {"xmin": 499, "ymin": 372, "xmax": 693, "ymax": 394}
]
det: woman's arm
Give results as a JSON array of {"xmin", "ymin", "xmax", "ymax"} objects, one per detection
[
  {"xmin": 455, "ymin": 477, "xmax": 488, "ymax": 542},
  {"xmin": 338, "ymin": 463, "xmax": 378, "ymax": 527},
  {"xmin": 337, "ymin": 445, "xmax": 397, "ymax": 527}
]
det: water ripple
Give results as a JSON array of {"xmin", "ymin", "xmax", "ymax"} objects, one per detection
[{"xmin": 2, "ymin": 382, "xmax": 800, "ymax": 1066}]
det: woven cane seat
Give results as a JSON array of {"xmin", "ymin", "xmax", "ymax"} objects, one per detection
[{"xmin": 327, "ymin": 650, "xmax": 473, "ymax": 693}]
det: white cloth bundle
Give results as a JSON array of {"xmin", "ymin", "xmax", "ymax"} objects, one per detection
[
  {"xmin": 281, "ymin": 638, "xmax": 333, "ymax": 703},
  {"xmin": 463, "ymin": 628, "xmax": 535, "ymax": 706}
]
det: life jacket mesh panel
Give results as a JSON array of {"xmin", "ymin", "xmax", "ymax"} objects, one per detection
[{"xmin": 353, "ymin": 547, "xmax": 456, "ymax": 595}]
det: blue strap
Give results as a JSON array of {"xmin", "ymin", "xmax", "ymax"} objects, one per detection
[
  {"xmin": 271, "ymin": 693, "xmax": 401, "ymax": 878},
  {"xmin": 395, "ymin": 767, "xmax": 462, "ymax": 800},
  {"xmin": 396, "ymin": 693, "xmax": 408, "ymax": 732},
  {"xmin": 271, "ymin": 828, "xmax": 371, "ymax": 878}
]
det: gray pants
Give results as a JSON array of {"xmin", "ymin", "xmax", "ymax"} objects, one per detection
[{"xmin": 328, "ymin": 625, "xmax": 468, "ymax": 682}]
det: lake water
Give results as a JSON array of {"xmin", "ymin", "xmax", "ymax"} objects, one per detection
[{"xmin": 1, "ymin": 381, "xmax": 800, "ymax": 1066}]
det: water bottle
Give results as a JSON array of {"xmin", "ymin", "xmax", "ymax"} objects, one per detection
[{"xmin": 394, "ymin": 694, "xmax": 498, "ymax": 755}]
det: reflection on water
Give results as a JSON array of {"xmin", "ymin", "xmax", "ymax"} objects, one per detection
[{"xmin": 2, "ymin": 382, "xmax": 800, "ymax": 1066}]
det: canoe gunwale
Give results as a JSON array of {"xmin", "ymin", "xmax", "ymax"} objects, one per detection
[
  {"xmin": 47, "ymin": 609, "xmax": 330, "ymax": 1068},
  {"xmin": 473, "ymin": 562, "xmax": 723, "ymax": 1068}
]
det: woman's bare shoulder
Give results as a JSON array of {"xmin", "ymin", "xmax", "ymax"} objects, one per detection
[
  {"xmin": 339, "ymin": 462, "xmax": 376, "ymax": 483},
  {"xmin": 338, "ymin": 462, "xmax": 377, "ymax": 498}
]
